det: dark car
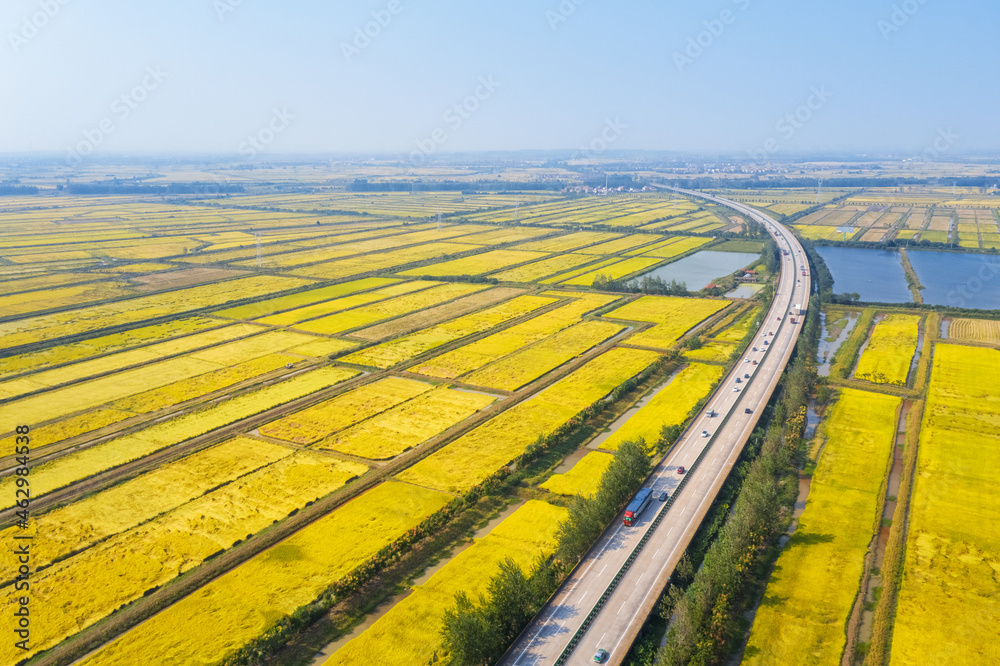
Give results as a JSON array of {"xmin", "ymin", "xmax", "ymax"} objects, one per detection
[
  {"xmin": 658, "ymin": 491, "xmax": 668, "ymax": 501},
  {"xmin": 745, "ymin": 407, "xmax": 753, "ymax": 414}
]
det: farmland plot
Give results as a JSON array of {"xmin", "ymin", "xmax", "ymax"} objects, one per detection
[
  {"xmin": 80, "ymin": 482, "xmax": 451, "ymax": 666},
  {"xmin": 0, "ymin": 366, "xmax": 359, "ymax": 501},
  {"xmin": 540, "ymin": 451, "xmax": 614, "ymax": 496},
  {"xmin": 947, "ymin": 317, "xmax": 1000, "ymax": 344},
  {"xmin": 0, "ymin": 449, "xmax": 367, "ymax": 663},
  {"xmin": 329, "ymin": 500, "xmax": 568, "ymax": 664},
  {"xmin": 317, "ymin": 387, "xmax": 496, "ymax": 459},
  {"xmin": 854, "ymin": 314, "xmax": 920, "ymax": 385},
  {"xmin": 602, "ymin": 295, "xmax": 729, "ymax": 350},
  {"xmin": 340, "ymin": 294, "xmax": 558, "ymax": 368},
  {"xmin": 599, "ymin": 363, "xmax": 723, "ymax": 451},
  {"xmin": 890, "ymin": 345, "xmax": 1000, "ymax": 665},
  {"xmin": 744, "ymin": 389, "xmax": 900, "ymax": 664},
  {"xmin": 397, "ymin": 347, "xmax": 660, "ymax": 493}
]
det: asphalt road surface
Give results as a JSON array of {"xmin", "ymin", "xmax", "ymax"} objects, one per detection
[{"xmin": 501, "ymin": 189, "xmax": 811, "ymax": 666}]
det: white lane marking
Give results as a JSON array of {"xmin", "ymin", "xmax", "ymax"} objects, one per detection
[{"xmin": 600, "ymin": 564, "xmax": 608, "ymax": 575}]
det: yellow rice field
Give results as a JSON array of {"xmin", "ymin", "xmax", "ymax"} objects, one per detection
[
  {"xmin": 854, "ymin": 314, "xmax": 921, "ymax": 385},
  {"xmin": 0, "ymin": 316, "xmax": 223, "ymax": 380},
  {"xmin": 408, "ymin": 292, "xmax": 619, "ymax": 380},
  {"xmin": 600, "ymin": 363, "xmax": 724, "ymax": 451},
  {"xmin": 349, "ymin": 287, "xmax": 526, "ymax": 341},
  {"xmin": 462, "ymin": 320, "xmax": 624, "ymax": 391},
  {"xmin": 490, "ymin": 252, "xmax": 598, "ymax": 282},
  {"xmin": 328, "ymin": 500, "xmax": 568, "ymax": 665},
  {"xmin": 890, "ymin": 344, "xmax": 1000, "ymax": 666},
  {"xmin": 0, "ymin": 323, "xmax": 268, "ymax": 400},
  {"xmin": 0, "ymin": 437, "xmax": 291, "ymax": 579},
  {"xmin": 340, "ymin": 294, "xmax": 558, "ymax": 368},
  {"xmin": 254, "ymin": 280, "xmax": 435, "ymax": 327},
  {"xmin": 947, "ymin": 317, "xmax": 1000, "ymax": 344},
  {"xmin": 0, "ymin": 450, "xmax": 368, "ymax": 663},
  {"xmin": 259, "ymin": 376, "xmax": 433, "ymax": 444},
  {"xmin": 0, "ymin": 275, "xmax": 311, "ymax": 350},
  {"xmin": 79, "ymin": 482, "xmax": 452, "ymax": 666},
  {"xmin": 398, "ymin": 249, "xmax": 549, "ymax": 277},
  {"xmin": 557, "ymin": 256, "xmax": 663, "ymax": 287},
  {"xmin": 603, "ymin": 295, "xmax": 730, "ymax": 350},
  {"xmin": 292, "ymin": 283, "xmax": 488, "ymax": 335},
  {"xmin": 318, "ymin": 387, "xmax": 495, "ymax": 459},
  {"xmin": 0, "ymin": 366, "xmax": 359, "ymax": 501},
  {"xmin": 214, "ymin": 277, "xmax": 400, "ymax": 320},
  {"xmin": 397, "ymin": 347, "xmax": 660, "ymax": 493},
  {"xmin": 540, "ymin": 451, "xmax": 614, "ymax": 496},
  {"xmin": 744, "ymin": 388, "xmax": 900, "ymax": 664}
]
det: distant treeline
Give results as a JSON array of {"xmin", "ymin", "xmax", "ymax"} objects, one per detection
[
  {"xmin": 66, "ymin": 181, "xmax": 246, "ymax": 195},
  {"xmin": 347, "ymin": 179, "xmax": 567, "ymax": 192},
  {"xmin": 0, "ymin": 185, "xmax": 39, "ymax": 196},
  {"xmin": 659, "ymin": 175, "xmax": 1000, "ymax": 190},
  {"xmin": 580, "ymin": 173, "xmax": 647, "ymax": 189}
]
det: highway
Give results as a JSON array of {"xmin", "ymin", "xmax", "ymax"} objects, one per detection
[{"xmin": 500, "ymin": 189, "xmax": 811, "ymax": 666}]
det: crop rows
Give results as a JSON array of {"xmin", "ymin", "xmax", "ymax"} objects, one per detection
[{"xmin": 890, "ymin": 344, "xmax": 1000, "ymax": 665}]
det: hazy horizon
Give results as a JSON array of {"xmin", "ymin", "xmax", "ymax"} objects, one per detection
[{"xmin": 4, "ymin": 0, "xmax": 998, "ymax": 161}]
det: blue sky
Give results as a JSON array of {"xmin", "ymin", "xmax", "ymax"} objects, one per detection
[{"xmin": 2, "ymin": 0, "xmax": 997, "ymax": 159}]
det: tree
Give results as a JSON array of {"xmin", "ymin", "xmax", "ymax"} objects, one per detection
[{"xmin": 441, "ymin": 592, "xmax": 499, "ymax": 666}]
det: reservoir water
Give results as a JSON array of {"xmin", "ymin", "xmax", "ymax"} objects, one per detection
[
  {"xmin": 905, "ymin": 250, "xmax": 1000, "ymax": 310},
  {"xmin": 641, "ymin": 250, "xmax": 760, "ymax": 290},
  {"xmin": 815, "ymin": 247, "xmax": 912, "ymax": 303}
]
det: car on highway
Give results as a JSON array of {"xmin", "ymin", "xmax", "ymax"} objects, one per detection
[
  {"xmin": 752, "ymin": 347, "xmax": 758, "ymax": 351},
  {"xmin": 658, "ymin": 491, "xmax": 668, "ymax": 501},
  {"xmin": 744, "ymin": 358, "xmax": 751, "ymax": 363},
  {"xmin": 769, "ymin": 331, "xmax": 774, "ymax": 335},
  {"xmin": 676, "ymin": 466, "xmax": 686, "ymax": 475},
  {"xmin": 752, "ymin": 360, "xmax": 758, "ymax": 365},
  {"xmin": 733, "ymin": 386, "xmax": 740, "ymax": 392},
  {"xmin": 735, "ymin": 377, "xmax": 742, "ymax": 383},
  {"xmin": 594, "ymin": 648, "xmax": 609, "ymax": 663},
  {"xmin": 744, "ymin": 373, "xmax": 751, "ymax": 379},
  {"xmin": 701, "ymin": 430, "xmax": 709, "ymax": 437},
  {"xmin": 745, "ymin": 407, "xmax": 753, "ymax": 414},
  {"xmin": 764, "ymin": 340, "xmax": 770, "ymax": 346}
]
